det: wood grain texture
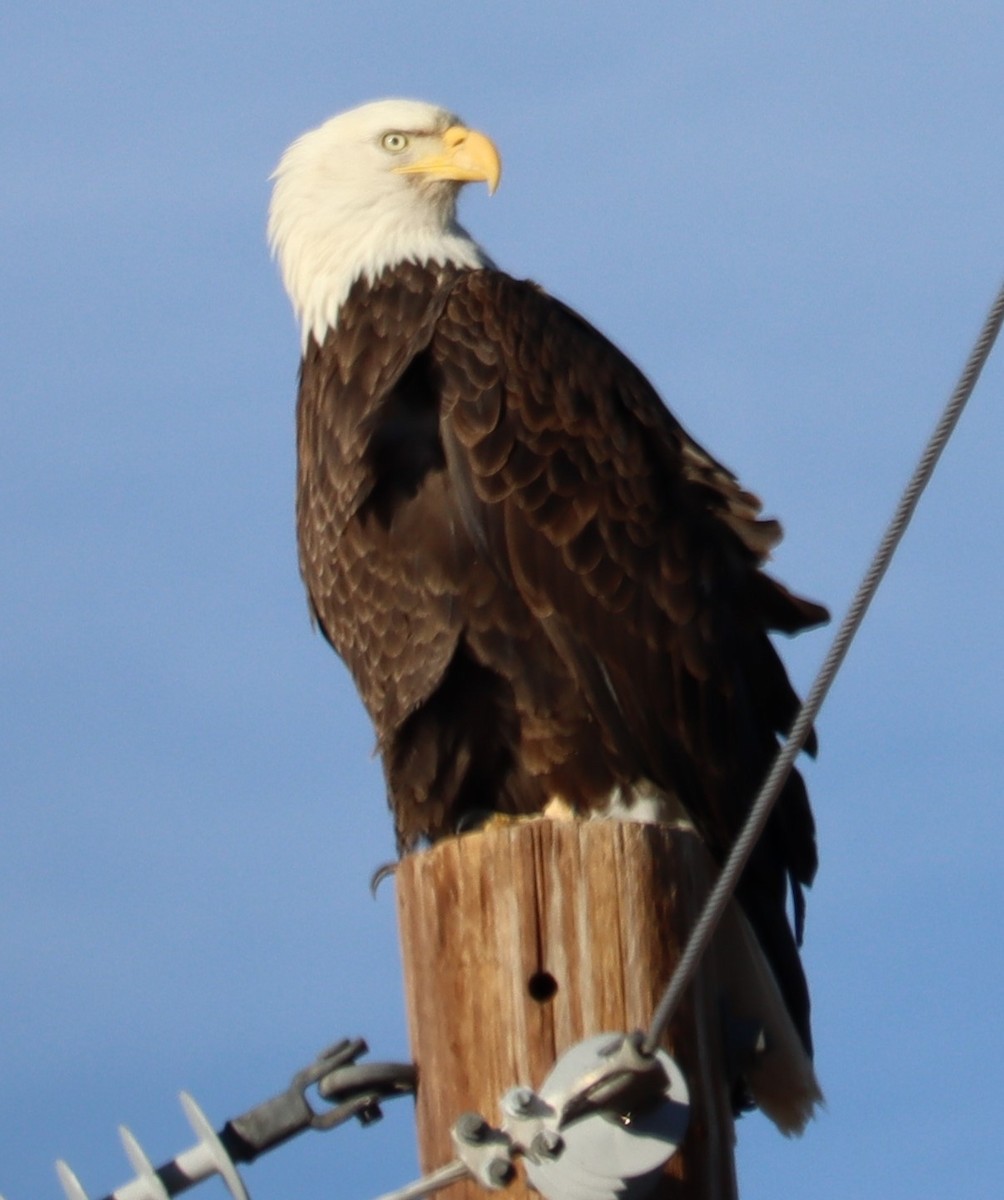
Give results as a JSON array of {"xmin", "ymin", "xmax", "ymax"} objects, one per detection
[{"xmin": 396, "ymin": 820, "xmax": 737, "ymax": 1199}]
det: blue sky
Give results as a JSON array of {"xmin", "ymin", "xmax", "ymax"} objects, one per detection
[{"xmin": 3, "ymin": 5, "xmax": 1003, "ymax": 1198}]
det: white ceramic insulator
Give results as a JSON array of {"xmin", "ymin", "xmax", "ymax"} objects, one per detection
[
  {"xmin": 55, "ymin": 1160, "xmax": 90, "ymax": 1200},
  {"xmin": 118, "ymin": 1126, "xmax": 171, "ymax": 1200},
  {"xmin": 179, "ymin": 1093, "xmax": 249, "ymax": 1200}
]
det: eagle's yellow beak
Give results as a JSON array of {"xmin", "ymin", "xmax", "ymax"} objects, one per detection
[{"xmin": 393, "ymin": 126, "xmax": 502, "ymax": 195}]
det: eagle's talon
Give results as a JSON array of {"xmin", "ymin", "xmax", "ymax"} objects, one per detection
[{"xmin": 369, "ymin": 860, "xmax": 398, "ymax": 896}]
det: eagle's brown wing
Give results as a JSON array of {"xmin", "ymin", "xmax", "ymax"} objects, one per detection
[
  {"xmin": 297, "ymin": 265, "xmax": 606, "ymax": 844},
  {"xmin": 296, "ymin": 264, "xmax": 471, "ymax": 746},
  {"xmin": 431, "ymin": 271, "xmax": 826, "ymax": 1046}
]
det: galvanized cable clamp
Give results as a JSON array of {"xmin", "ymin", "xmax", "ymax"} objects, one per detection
[
  {"xmin": 550, "ymin": 1031, "xmax": 671, "ymax": 1125},
  {"xmin": 375, "ymin": 1033, "xmax": 689, "ymax": 1200},
  {"xmin": 521, "ymin": 1033, "xmax": 689, "ymax": 1200},
  {"xmin": 371, "ymin": 1111, "xmax": 520, "ymax": 1200},
  {"xmin": 53, "ymin": 1038, "xmax": 415, "ymax": 1200},
  {"xmin": 451, "ymin": 1114, "xmax": 516, "ymax": 1190}
]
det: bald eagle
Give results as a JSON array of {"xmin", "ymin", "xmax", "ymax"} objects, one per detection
[{"xmin": 269, "ymin": 99, "xmax": 826, "ymax": 1120}]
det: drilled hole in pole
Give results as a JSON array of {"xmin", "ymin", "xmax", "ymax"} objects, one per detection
[{"xmin": 527, "ymin": 971, "xmax": 558, "ymax": 1002}]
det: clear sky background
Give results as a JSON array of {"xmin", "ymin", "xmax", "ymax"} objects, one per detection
[{"xmin": 3, "ymin": 5, "xmax": 1003, "ymax": 1199}]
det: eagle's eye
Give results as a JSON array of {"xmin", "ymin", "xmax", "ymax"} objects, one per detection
[{"xmin": 381, "ymin": 131, "xmax": 410, "ymax": 153}]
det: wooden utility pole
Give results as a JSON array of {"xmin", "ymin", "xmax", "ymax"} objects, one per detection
[{"xmin": 396, "ymin": 819, "xmax": 741, "ymax": 1200}]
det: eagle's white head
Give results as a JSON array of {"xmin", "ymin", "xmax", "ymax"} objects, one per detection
[{"xmin": 268, "ymin": 98, "xmax": 501, "ymax": 347}]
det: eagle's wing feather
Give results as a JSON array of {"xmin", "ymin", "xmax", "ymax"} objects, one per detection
[
  {"xmin": 297, "ymin": 265, "xmax": 468, "ymax": 743},
  {"xmin": 298, "ymin": 266, "xmax": 598, "ymax": 845},
  {"xmin": 433, "ymin": 270, "xmax": 824, "ymax": 905}
]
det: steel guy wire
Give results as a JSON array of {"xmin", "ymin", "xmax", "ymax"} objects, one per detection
[
  {"xmin": 643, "ymin": 274, "xmax": 1004, "ymax": 1056},
  {"xmin": 371, "ymin": 1159, "xmax": 471, "ymax": 1200}
]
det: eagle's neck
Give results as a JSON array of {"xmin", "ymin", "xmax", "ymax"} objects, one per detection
[{"xmin": 270, "ymin": 183, "xmax": 489, "ymax": 350}]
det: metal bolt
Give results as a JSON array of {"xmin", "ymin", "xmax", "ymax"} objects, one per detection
[
  {"xmin": 502, "ymin": 1087, "xmax": 536, "ymax": 1118},
  {"xmin": 530, "ymin": 1129, "xmax": 564, "ymax": 1161},
  {"xmin": 454, "ymin": 1112, "xmax": 490, "ymax": 1145},
  {"xmin": 485, "ymin": 1156, "xmax": 515, "ymax": 1189},
  {"xmin": 598, "ymin": 1035, "xmax": 625, "ymax": 1058}
]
